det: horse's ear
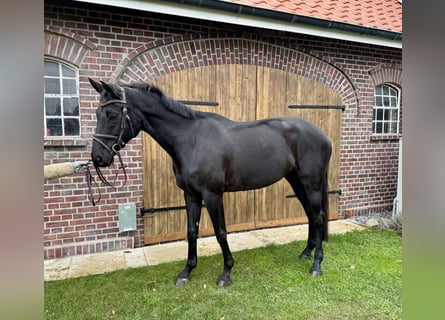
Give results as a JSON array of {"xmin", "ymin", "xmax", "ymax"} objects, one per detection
[
  {"xmin": 100, "ymin": 81, "xmax": 123, "ymax": 99},
  {"xmin": 89, "ymin": 78, "xmax": 103, "ymax": 93}
]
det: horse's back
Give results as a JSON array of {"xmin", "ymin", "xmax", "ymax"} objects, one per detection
[
  {"xmin": 229, "ymin": 116, "xmax": 331, "ymax": 156},
  {"xmin": 200, "ymin": 114, "xmax": 332, "ymax": 170},
  {"xmin": 224, "ymin": 116, "xmax": 330, "ymax": 190},
  {"xmin": 231, "ymin": 116, "xmax": 332, "ymax": 176}
]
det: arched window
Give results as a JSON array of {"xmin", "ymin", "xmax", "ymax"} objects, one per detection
[
  {"xmin": 372, "ymin": 84, "xmax": 400, "ymax": 135},
  {"xmin": 44, "ymin": 59, "xmax": 80, "ymax": 137}
]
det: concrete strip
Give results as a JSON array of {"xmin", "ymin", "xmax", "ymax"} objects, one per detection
[
  {"xmin": 124, "ymin": 248, "xmax": 148, "ymax": 269},
  {"xmin": 143, "ymin": 241, "xmax": 188, "ymax": 266},
  {"xmin": 197, "ymin": 236, "xmax": 221, "ymax": 257},
  {"xmin": 67, "ymin": 251, "xmax": 126, "ymax": 278},
  {"xmin": 251, "ymin": 224, "xmax": 308, "ymax": 245},
  {"xmin": 197, "ymin": 232, "xmax": 266, "ymax": 256},
  {"xmin": 330, "ymin": 220, "xmax": 366, "ymax": 234},
  {"xmin": 227, "ymin": 232, "xmax": 266, "ymax": 252},
  {"xmin": 44, "ymin": 257, "xmax": 72, "ymax": 281}
]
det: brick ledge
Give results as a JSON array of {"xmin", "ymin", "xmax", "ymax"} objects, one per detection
[{"xmin": 44, "ymin": 237, "xmax": 134, "ymax": 260}]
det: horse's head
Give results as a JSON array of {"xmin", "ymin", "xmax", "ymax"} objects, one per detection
[{"xmin": 89, "ymin": 78, "xmax": 136, "ymax": 167}]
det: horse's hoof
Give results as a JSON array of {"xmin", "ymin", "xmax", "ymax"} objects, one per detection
[
  {"xmin": 299, "ymin": 253, "xmax": 312, "ymax": 260},
  {"xmin": 217, "ymin": 278, "xmax": 232, "ymax": 288},
  {"xmin": 175, "ymin": 278, "xmax": 189, "ymax": 286},
  {"xmin": 310, "ymin": 269, "xmax": 323, "ymax": 277}
]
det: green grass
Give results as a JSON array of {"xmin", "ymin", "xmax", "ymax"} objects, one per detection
[{"xmin": 45, "ymin": 229, "xmax": 402, "ymax": 319}]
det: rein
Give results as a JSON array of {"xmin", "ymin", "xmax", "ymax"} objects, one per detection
[
  {"xmin": 92, "ymin": 88, "xmax": 135, "ymax": 192},
  {"xmin": 84, "ymin": 161, "xmax": 101, "ymax": 206},
  {"xmin": 82, "ymin": 159, "xmax": 125, "ymax": 207}
]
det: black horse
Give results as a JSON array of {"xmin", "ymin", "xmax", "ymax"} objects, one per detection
[{"xmin": 89, "ymin": 78, "xmax": 331, "ymax": 287}]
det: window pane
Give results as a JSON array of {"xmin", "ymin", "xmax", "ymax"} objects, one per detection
[
  {"xmin": 389, "ymin": 86, "xmax": 397, "ymax": 96},
  {"xmin": 391, "ymin": 110, "xmax": 399, "ymax": 121},
  {"xmin": 383, "ymin": 85, "xmax": 389, "ymax": 95},
  {"xmin": 383, "ymin": 122, "xmax": 389, "ymax": 133},
  {"xmin": 44, "ymin": 61, "xmax": 59, "ymax": 77},
  {"xmin": 375, "ymin": 96, "xmax": 382, "ymax": 106},
  {"xmin": 46, "ymin": 118, "xmax": 63, "ymax": 136},
  {"xmin": 63, "ymin": 98, "xmax": 79, "ymax": 116},
  {"xmin": 390, "ymin": 97, "xmax": 397, "ymax": 107},
  {"xmin": 64, "ymin": 118, "xmax": 80, "ymax": 136},
  {"xmin": 375, "ymin": 85, "xmax": 382, "ymax": 95},
  {"xmin": 383, "ymin": 97, "xmax": 390, "ymax": 107},
  {"xmin": 376, "ymin": 122, "xmax": 382, "ymax": 133},
  {"xmin": 62, "ymin": 65, "xmax": 76, "ymax": 77},
  {"xmin": 45, "ymin": 98, "xmax": 61, "ymax": 116},
  {"xmin": 376, "ymin": 109, "xmax": 383, "ymax": 121},
  {"xmin": 391, "ymin": 122, "xmax": 398, "ymax": 134},
  {"xmin": 45, "ymin": 78, "xmax": 60, "ymax": 94},
  {"xmin": 62, "ymin": 79, "xmax": 77, "ymax": 94},
  {"xmin": 384, "ymin": 109, "xmax": 390, "ymax": 121}
]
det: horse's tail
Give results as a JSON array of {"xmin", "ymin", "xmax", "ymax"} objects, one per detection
[{"xmin": 322, "ymin": 169, "xmax": 329, "ymax": 241}]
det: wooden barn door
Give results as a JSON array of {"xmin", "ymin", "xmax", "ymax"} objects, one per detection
[{"xmin": 142, "ymin": 65, "xmax": 342, "ymax": 244}]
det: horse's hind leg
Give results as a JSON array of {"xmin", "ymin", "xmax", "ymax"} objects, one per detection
[
  {"xmin": 202, "ymin": 190, "xmax": 234, "ymax": 287},
  {"xmin": 176, "ymin": 192, "xmax": 202, "ymax": 286},
  {"xmin": 305, "ymin": 186, "xmax": 325, "ymax": 276},
  {"xmin": 286, "ymin": 171, "xmax": 316, "ymax": 260},
  {"xmin": 286, "ymin": 170, "xmax": 326, "ymax": 276}
]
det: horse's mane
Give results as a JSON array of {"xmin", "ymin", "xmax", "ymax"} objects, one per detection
[{"xmin": 125, "ymin": 82, "xmax": 197, "ymax": 119}]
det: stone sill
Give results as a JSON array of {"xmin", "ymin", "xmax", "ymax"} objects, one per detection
[
  {"xmin": 44, "ymin": 137, "xmax": 89, "ymax": 148},
  {"xmin": 370, "ymin": 134, "xmax": 401, "ymax": 142}
]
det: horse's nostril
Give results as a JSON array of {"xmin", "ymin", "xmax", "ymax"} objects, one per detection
[{"xmin": 94, "ymin": 155, "xmax": 104, "ymax": 166}]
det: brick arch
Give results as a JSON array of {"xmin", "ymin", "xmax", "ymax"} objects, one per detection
[
  {"xmin": 112, "ymin": 35, "xmax": 357, "ymax": 109},
  {"xmin": 44, "ymin": 26, "xmax": 96, "ymax": 66},
  {"xmin": 368, "ymin": 64, "xmax": 402, "ymax": 88}
]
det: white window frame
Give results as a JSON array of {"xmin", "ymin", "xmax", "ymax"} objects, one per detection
[
  {"xmin": 44, "ymin": 59, "xmax": 80, "ymax": 137},
  {"xmin": 372, "ymin": 84, "xmax": 400, "ymax": 135}
]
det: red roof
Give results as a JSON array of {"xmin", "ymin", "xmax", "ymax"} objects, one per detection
[{"xmin": 221, "ymin": 0, "xmax": 402, "ymax": 33}]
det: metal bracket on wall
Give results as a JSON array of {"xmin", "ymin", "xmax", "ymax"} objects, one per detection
[
  {"xmin": 140, "ymin": 203, "xmax": 206, "ymax": 217},
  {"xmin": 179, "ymin": 100, "xmax": 219, "ymax": 107},
  {"xmin": 288, "ymin": 105, "xmax": 345, "ymax": 111},
  {"xmin": 286, "ymin": 189, "xmax": 342, "ymax": 199}
]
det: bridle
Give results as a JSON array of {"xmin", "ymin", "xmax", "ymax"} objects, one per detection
[{"xmin": 92, "ymin": 88, "xmax": 135, "ymax": 189}]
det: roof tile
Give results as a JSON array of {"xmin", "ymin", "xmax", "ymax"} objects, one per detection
[{"xmin": 221, "ymin": 0, "xmax": 402, "ymax": 33}]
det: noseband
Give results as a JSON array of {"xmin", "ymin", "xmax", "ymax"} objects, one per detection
[{"xmin": 93, "ymin": 88, "xmax": 135, "ymax": 189}]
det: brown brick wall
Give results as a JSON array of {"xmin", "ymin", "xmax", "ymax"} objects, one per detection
[{"xmin": 43, "ymin": 0, "xmax": 402, "ymax": 259}]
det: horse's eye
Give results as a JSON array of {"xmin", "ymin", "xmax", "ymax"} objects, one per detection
[{"xmin": 106, "ymin": 110, "xmax": 119, "ymax": 119}]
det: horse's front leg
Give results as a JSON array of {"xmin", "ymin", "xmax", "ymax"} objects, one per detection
[
  {"xmin": 203, "ymin": 191, "xmax": 234, "ymax": 287},
  {"xmin": 176, "ymin": 192, "xmax": 202, "ymax": 286}
]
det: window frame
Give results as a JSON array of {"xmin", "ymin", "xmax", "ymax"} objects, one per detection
[
  {"xmin": 44, "ymin": 58, "xmax": 81, "ymax": 138},
  {"xmin": 372, "ymin": 83, "xmax": 401, "ymax": 137}
]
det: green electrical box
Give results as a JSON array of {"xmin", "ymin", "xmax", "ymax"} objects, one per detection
[{"xmin": 118, "ymin": 202, "xmax": 136, "ymax": 232}]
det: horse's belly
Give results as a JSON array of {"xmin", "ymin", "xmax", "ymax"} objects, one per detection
[
  {"xmin": 224, "ymin": 174, "xmax": 284, "ymax": 192},
  {"xmin": 224, "ymin": 154, "xmax": 294, "ymax": 191}
]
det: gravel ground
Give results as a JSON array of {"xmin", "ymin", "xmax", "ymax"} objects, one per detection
[{"xmin": 347, "ymin": 211, "xmax": 402, "ymax": 235}]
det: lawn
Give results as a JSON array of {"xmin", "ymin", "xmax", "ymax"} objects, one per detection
[{"xmin": 44, "ymin": 229, "xmax": 402, "ymax": 319}]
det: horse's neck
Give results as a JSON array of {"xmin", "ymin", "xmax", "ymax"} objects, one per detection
[{"xmin": 139, "ymin": 96, "xmax": 190, "ymax": 159}]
